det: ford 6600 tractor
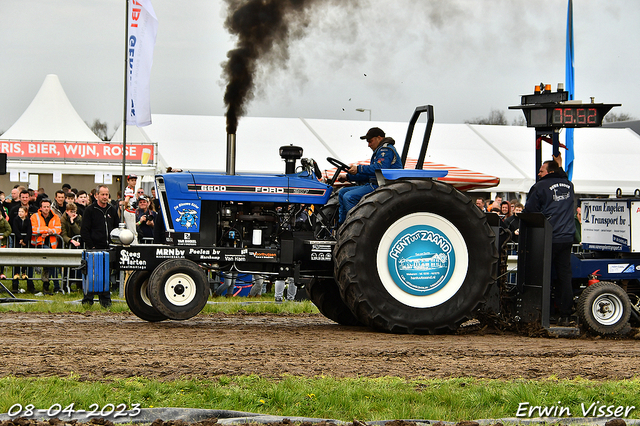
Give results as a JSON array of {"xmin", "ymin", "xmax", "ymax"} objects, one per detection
[
  {"xmin": 112, "ymin": 105, "xmax": 499, "ymax": 334},
  {"xmin": 111, "ymin": 88, "xmax": 639, "ymax": 336}
]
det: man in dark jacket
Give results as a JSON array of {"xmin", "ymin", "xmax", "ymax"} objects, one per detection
[
  {"xmin": 12, "ymin": 206, "xmax": 34, "ymax": 292},
  {"xmin": 81, "ymin": 186, "xmax": 118, "ymax": 250},
  {"xmin": 9, "ymin": 189, "xmax": 38, "ymax": 223},
  {"xmin": 524, "ymin": 156, "xmax": 575, "ymax": 325},
  {"xmin": 80, "ymin": 185, "xmax": 119, "ymax": 307}
]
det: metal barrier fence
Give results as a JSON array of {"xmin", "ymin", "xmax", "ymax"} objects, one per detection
[
  {"xmin": 502, "ymin": 241, "xmax": 583, "ymax": 284},
  {"xmin": 0, "ymin": 233, "xmax": 85, "ymax": 294}
]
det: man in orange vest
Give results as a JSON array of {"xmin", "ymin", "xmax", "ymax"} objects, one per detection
[{"xmin": 31, "ymin": 198, "xmax": 62, "ymax": 294}]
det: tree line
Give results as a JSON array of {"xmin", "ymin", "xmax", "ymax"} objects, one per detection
[
  {"xmin": 1, "ymin": 112, "xmax": 636, "ymax": 139},
  {"xmin": 466, "ymin": 109, "xmax": 636, "ymax": 126}
]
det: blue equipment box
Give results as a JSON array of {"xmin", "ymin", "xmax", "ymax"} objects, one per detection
[
  {"xmin": 219, "ymin": 273, "xmax": 253, "ymax": 297},
  {"xmin": 234, "ymin": 274, "xmax": 253, "ymax": 297},
  {"xmin": 82, "ymin": 251, "xmax": 110, "ymax": 294}
]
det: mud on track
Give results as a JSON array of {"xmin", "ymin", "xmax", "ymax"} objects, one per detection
[{"xmin": 1, "ymin": 311, "xmax": 640, "ymax": 381}]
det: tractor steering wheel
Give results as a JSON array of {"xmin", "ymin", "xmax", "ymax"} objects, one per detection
[{"xmin": 326, "ymin": 157, "xmax": 350, "ymax": 186}]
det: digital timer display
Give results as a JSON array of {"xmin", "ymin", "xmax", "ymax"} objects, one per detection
[
  {"xmin": 551, "ymin": 107, "xmax": 600, "ymax": 127},
  {"xmin": 510, "ymin": 94, "xmax": 620, "ymax": 129}
]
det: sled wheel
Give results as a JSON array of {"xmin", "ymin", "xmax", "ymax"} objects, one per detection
[
  {"xmin": 577, "ymin": 281, "xmax": 631, "ymax": 335},
  {"xmin": 125, "ymin": 270, "xmax": 168, "ymax": 322},
  {"xmin": 148, "ymin": 259, "xmax": 209, "ymax": 320},
  {"xmin": 307, "ymin": 277, "xmax": 362, "ymax": 326},
  {"xmin": 334, "ymin": 179, "xmax": 497, "ymax": 334}
]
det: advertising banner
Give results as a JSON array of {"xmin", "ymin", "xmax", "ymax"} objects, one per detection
[
  {"xmin": 126, "ymin": 0, "xmax": 158, "ymax": 127},
  {"xmin": 0, "ymin": 140, "xmax": 155, "ymax": 165},
  {"xmin": 581, "ymin": 199, "xmax": 631, "ymax": 252}
]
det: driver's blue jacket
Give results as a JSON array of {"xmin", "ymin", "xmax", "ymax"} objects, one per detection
[{"xmin": 347, "ymin": 138, "xmax": 403, "ymax": 185}]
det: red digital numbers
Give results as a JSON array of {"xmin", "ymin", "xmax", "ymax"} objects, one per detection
[
  {"xmin": 552, "ymin": 107, "xmax": 598, "ymax": 126},
  {"xmin": 564, "ymin": 108, "xmax": 574, "ymax": 123}
]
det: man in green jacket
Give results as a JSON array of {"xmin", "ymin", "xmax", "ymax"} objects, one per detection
[{"xmin": 60, "ymin": 203, "xmax": 82, "ymax": 248}]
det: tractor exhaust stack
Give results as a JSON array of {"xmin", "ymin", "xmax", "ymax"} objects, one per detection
[{"xmin": 226, "ymin": 133, "xmax": 236, "ymax": 175}]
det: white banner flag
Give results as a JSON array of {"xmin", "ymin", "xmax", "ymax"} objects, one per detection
[{"xmin": 126, "ymin": 0, "xmax": 158, "ymax": 127}]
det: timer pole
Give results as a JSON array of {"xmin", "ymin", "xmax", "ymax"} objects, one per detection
[
  {"xmin": 534, "ymin": 130, "xmax": 548, "ymax": 182},
  {"xmin": 552, "ymin": 131, "xmax": 560, "ymax": 159},
  {"xmin": 534, "ymin": 130, "xmax": 561, "ymax": 182}
]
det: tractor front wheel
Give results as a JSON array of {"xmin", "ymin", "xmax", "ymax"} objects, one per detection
[
  {"xmin": 125, "ymin": 270, "xmax": 168, "ymax": 322},
  {"xmin": 148, "ymin": 259, "xmax": 210, "ymax": 320}
]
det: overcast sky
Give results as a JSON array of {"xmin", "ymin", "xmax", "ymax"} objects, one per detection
[{"xmin": 1, "ymin": 0, "xmax": 638, "ymax": 136}]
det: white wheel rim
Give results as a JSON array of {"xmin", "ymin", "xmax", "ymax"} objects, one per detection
[
  {"xmin": 377, "ymin": 212, "xmax": 469, "ymax": 308},
  {"xmin": 592, "ymin": 293, "xmax": 624, "ymax": 326},
  {"xmin": 163, "ymin": 273, "xmax": 197, "ymax": 306}
]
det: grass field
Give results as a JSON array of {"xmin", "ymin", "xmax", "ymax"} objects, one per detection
[
  {"xmin": 1, "ymin": 376, "xmax": 639, "ymax": 421},
  {"xmin": 0, "ymin": 287, "xmax": 319, "ymax": 314}
]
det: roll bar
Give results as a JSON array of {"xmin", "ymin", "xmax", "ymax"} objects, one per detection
[{"xmin": 400, "ymin": 105, "xmax": 434, "ymax": 169}]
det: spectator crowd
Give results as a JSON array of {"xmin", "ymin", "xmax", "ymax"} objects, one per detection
[{"xmin": 0, "ymin": 175, "xmax": 159, "ymax": 297}]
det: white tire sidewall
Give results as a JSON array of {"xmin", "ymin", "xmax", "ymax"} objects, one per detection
[{"xmin": 376, "ymin": 212, "xmax": 469, "ymax": 308}]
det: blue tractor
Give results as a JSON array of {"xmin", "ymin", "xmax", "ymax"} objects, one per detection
[{"xmin": 112, "ymin": 105, "xmax": 498, "ymax": 333}]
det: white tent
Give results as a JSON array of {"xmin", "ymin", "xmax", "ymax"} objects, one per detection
[
  {"xmin": 1, "ymin": 74, "xmax": 100, "ymax": 142},
  {"xmin": 0, "ymin": 74, "xmax": 156, "ymax": 179},
  {"xmin": 114, "ymin": 113, "xmax": 640, "ymax": 196},
  {"xmin": 470, "ymin": 125, "xmax": 640, "ymax": 195}
]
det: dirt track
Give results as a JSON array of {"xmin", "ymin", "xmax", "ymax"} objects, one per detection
[{"xmin": 1, "ymin": 311, "xmax": 640, "ymax": 381}]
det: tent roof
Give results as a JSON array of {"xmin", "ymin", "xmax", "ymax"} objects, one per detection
[
  {"xmin": 604, "ymin": 120, "xmax": 640, "ymax": 136},
  {"xmin": 113, "ymin": 114, "xmax": 640, "ymax": 195},
  {"xmin": 0, "ymin": 74, "xmax": 101, "ymax": 142}
]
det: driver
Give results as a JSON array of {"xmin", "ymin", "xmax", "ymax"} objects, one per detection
[{"xmin": 337, "ymin": 127, "xmax": 402, "ymax": 224}]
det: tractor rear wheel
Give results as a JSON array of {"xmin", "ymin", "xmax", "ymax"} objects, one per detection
[
  {"xmin": 307, "ymin": 277, "xmax": 361, "ymax": 326},
  {"xmin": 577, "ymin": 281, "xmax": 631, "ymax": 335},
  {"xmin": 334, "ymin": 179, "xmax": 497, "ymax": 334},
  {"xmin": 148, "ymin": 259, "xmax": 210, "ymax": 320},
  {"xmin": 125, "ymin": 270, "xmax": 168, "ymax": 322}
]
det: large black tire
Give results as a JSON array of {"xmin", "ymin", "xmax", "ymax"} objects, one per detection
[
  {"xmin": 148, "ymin": 259, "xmax": 210, "ymax": 320},
  {"xmin": 125, "ymin": 270, "xmax": 168, "ymax": 322},
  {"xmin": 334, "ymin": 179, "xmax": 497, "ymax": 334},
  {"xmin": 577, "ymin": 281, "xmax": 631, "ymax": 335},
  {"xmin": 307, "ymin": 277, "xmax": 362, "ymax": 326}
]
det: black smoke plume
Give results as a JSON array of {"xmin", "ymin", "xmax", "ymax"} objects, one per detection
[{"xmin": 221, "ymin": 0, "xmax": 359, "ymax": 134}]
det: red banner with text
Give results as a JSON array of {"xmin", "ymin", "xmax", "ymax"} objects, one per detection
[{"xmin": 0, "ymin": 141, "xmax": 155, "ymax": 165}]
